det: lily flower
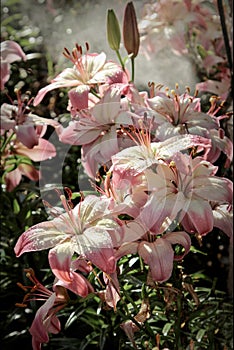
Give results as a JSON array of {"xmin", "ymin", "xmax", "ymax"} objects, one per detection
[
  {"xmin": 0, "ymin": 40, "xmax": 26, "ymax": 90},
  {"xmin": 140, "ymin": 152, "xmax": 233, "ymax": 235},
  {"xmin": 58, "ymin": 86, "xmax": 135, "ymax": 178},
  {"xmin": 1, "ymin": 132, "xmax": 56, "ymax": 191},
  {"xmin": 14, "ymin": 195, "xmax": 120, "ymax": 279},
  {"xmin": 111, "ymin": 133, "xmax": 211, "ymax": 176},
  {"xmin": 212, "ymin": 203, "xmax": 233, "ymax": 241},
  {"xmin": 116, "ymin": 226, "xmax": 191, "ymax": 283},
  {"xmin": 33, "ymin": 44, "xmax": 124, "ymax": 106},
  {"xmin": 16, "ymin": 268, "xmax": 69, "ymax": 350},
  {"xmin": 1, "ymin": 91, "xmax": 59, "ymax": 148},
  {"xmin": 147, "ymin": 89, "xmax": 218, "ymax": 140},
  {"xmin": 147, "ymin": 89, "xmax": 233, "ymax": 166},
  {"xmin": 101, "ymin": 272, "xmax": 121, "ymax": 310}
]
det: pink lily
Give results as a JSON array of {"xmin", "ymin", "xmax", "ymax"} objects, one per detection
[
  {"xmin": 105, "ymin": 169, "xmax": 148, "ymax": 220},
  {"xmin": 1, "ymin": 132, "xmax": 56, "ymax": 191},
  {"xmin": 140, "ymin": 152, "xmax": 233, "ymax": 235},
  {"xmin": 101, "ymin": 272, "xmax": 121, "ymax": 310},
  {"xmin": 33, "ymin": 44, "xmax": 124, "ymax": 106},
  {"xmin": 147, "ymin": 89, "xmax": 218, "ymax": 140},
  {"xmin": 16, "ymin": 268, "xmax": 69, "ymax": 350},
  {"xmin": 120, "ymin": 320, "xmax": 139, "ymax": 349},
  {"xmin": 212, "ymin": 203, "xmax": 233, "ymax": 241},
  {"xmin": 0, "ymin": 40, "xmax": 26, "ymax": 90},
  {"xmin": 1, "ymin": 92, "xmax": 59, "ymax": 148},
  {"xmin": 58, "ymin": 86, "xmax": 135, "ymax": 177},
  {"xmin": 110, "ymin": 133, "xmax": 211, "ymax": 176},
  {"xmin": 58, "ymin": 87, "xmax": 126, "ymax": 145},
  {"xmin": 116, "ymin": 226, "xmax": 191, "ymax": 283},
  {"xmin": 196, "ymin": 76, "xmax": 231, "ymax": 100},
  {"xmin": 14, "ymin": 195, "xmax": 120, "ymax": 279}
]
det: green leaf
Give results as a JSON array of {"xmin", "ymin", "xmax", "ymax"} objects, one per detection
[
  {"xmin": 196, "ymin": 328, "xmax": 206, "ymax": 342},
  {"xmin": 13, "ymin": 199, "xmax": 20, "ymax": 214},
  {"xmin": 190, "ymin": 246, "xmax": 207, "ymax": 255},
  {"xmin": 162, "ymin": 322, "xmax": 172, "ymax": 336}
]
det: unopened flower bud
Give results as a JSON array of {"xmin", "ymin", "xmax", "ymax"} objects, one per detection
[
  {"xmin": 107, "ymin": 9, "xmax": 121, "ymax": 51},
  {"xmin": 123, "ymin": 1, "xmax": 140, "ymax": 58}
]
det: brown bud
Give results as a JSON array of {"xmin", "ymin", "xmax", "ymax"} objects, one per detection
[{"xmin": 123, "ymin": 2, "xmax": 140, "ymax": 58}]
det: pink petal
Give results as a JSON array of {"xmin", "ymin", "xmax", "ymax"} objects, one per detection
[
  {"xmin": 68, "ymin": 87, "xmax": 89, "ymax": 113},
  {"xmin": 4, "ymin": 168, "xmax": 22, "ymax": 191},
  {"xmin": 192, "ymin": 176, "xmax": 233, "ymax": 204},
  {"xmin": 157, "ymin": 134, "xmax": 211, "ymax": 158},
  {"xmin": 181, "ymin": 199, "xmax": 214, "ymax": 235},
  {"xmin": 213, "ymin": 204, "xmax": 233, "ymax": 240},
  {"xmin": 120, "ymin": 320, "xmax": 139, "ymax": 348},
  {"xmin": 14, "ymin": 220, "xmax": 67, "ymax": 257},
  {"xmin": 115, "ymin": 242, "xmax": 139, "ymax": 260},
  {"xmin": 71, "ymin": 258, "xmax": 93, "ymax": 273},
  {"xmin": 57, "ymin": 270, "xmax": 94, "ymax": 297},
  {"xmin": 163, "ymin": 231, "xmax": 191, "ymax": 260},
  {"xmin": 53, "ymin": 255, "xmax": 94, "ymax": 297},
  {"xmin": 76, "ymin": 227, "xmax": 116, "ymax": 274},
  {"xmin": 16, "ymin": 125, "xmax": 39, "ymax": 148},
  {"xmin": 16, "ymin": 138, "xmax": 56, "ymax": 161},
  {"xmin": 0, "ymin": 61, "xmax": 10, "ymax": 89},
  {"xmin": 120, "ymin": 221, "xmax": 146, "ymax": 245},
  {"xmin": 18, "ymin": 163, "xmax": 40, "ymax": 181},
  {"xmin": 85, "ymin": 52, "xmax": 106, "ymax": 77},
  {"xmin": 103, "ymin": 272, "xmax": 120, "ymax": 309},
  {"xmin": 196, "ymin": 79, "xmax": 229, "ymax": 99},
  {"xmin": 140, "ymin": 192, "xmax": 175, "ymax": 233},
  {"xmin": 33, "ymin": 68, "xmax": 80, "ymax": 106},
  {"xmin": 59, "ymin": 120, "xmax": 101, "ymax": 145},
  {"xmin": 138, "ymin": 239, "xmax": 174, "ymax": 282},
  {"xmin": 48, "ymin": 243, "xmax": 74, "ymax": 283},
  {"xmin": 30, "ymin": 293, "xmax": 60, "ymax": 350},
  {"xmin": 1, "ymin": 40, "xmax": 26, "ymax": 63}
]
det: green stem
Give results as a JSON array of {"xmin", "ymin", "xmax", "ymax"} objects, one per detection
[
  {"xmin": 90, "ymin": 87, "xmax": 101, "ymax": 99},
  {"xmin": 116, "ymin": 50, "xmax": 125, "ymax": 71},
  {"xmin": 175, "ymin": 293, "xmax": 182, "ymax": 350},
  {"xmin": 119, "ymin": 280, "xmax": 138, "ymax": 313},
  {"xmin": 131, "ymin": 57, "xmax": 135, "ymax": 82},
  {"xmin": 1, "ymin": 132, "xmax": 15, "ymax": 153}
]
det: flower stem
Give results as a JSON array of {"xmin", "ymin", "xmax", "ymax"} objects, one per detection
[
  {"xmin": 175, "ymin": 292, "xmax": 183, "ymax": 350},
  {"xmin": 217, "ymin": 0, "xmax": 232, "ymax": 71},
  {"xmin": 90, "ymin": 87, "xmax": 101, "ymax": 99},
  {"xmin": 131, "ymin": 57, "xmax": 135, "ymax": 82},
  {"xmin": 116, "ymin": 50, "xmax": 125, "ymax": 71},
  {"xmin": 1, "ymin": 132, "xmax": 15, "ymax": 153},
  {"xmin": 119, "ymin": 280, "xmax": 138, "ymax": 313}
]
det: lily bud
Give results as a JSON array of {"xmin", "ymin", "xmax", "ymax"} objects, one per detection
[
  {"xmin": 107, "ymin": 9, "xmax": 121, "ymax": 51},
  {"xmin": 123, "ymin": 1, "xmax": 140, "ymax": 58}
]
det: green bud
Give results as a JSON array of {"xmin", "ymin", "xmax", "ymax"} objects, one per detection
[
  {"xmin": 107, "ymin": 9, "xmax": 121, "ymax": 51},
  {"xmin": 123, "ymin": 1, "xmax": 140, "ymax": 58}
]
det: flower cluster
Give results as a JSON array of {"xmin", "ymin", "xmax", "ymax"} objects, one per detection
[
  {"xmin": 1, "ymin": 2, "xmax": 232, "ymax": 349},
  {"xmin": 0, "ymin": 41, "xmax": 59, "ymax": 190},
  {"xmin": 138, "ymin": 0, "xmax": 232, "ymax": 99}
]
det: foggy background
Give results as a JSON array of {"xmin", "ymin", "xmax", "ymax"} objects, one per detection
[{"xmin": 15, "ymin": 0, "xmax": 198, "ymax": 90}]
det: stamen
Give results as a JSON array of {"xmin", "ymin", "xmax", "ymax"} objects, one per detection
[
  {"xmin": 85, "ymin": 42, "xmax": 89, "ymax": 51},
  {"xmin": 148, "ymin": 81, "xmax": 155, "ymax": 98},
  {"xmin": 64, "ymin": 187, "xmax": 74, "ymax": 209}
]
